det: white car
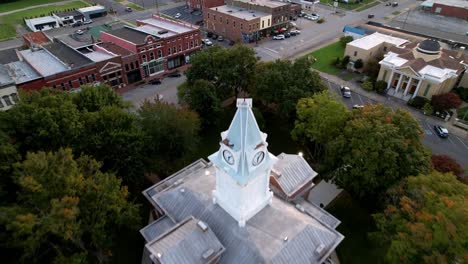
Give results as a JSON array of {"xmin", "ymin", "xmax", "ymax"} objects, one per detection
[
  {"xmin": 76, "ymin": 29, "xmax": 84, "ymax": 35},
  {"xmin": 307, "ymin": 14, "xmax": 320, "ymax": 21},
  {"xmin": 203, "ymin": 39, "xmax": 213, "ymax": 46},
  {"xmin": 174, "ymin": 13, "xmax": 181, "ymax": 19},
  {"xmin": 83, "ymin": 19, "xmax": 93, "ymax": 25},
  {"xmin": 290, "ymin": 29, "xmax": 301, "ymax": 35},
  {"xmin": 352, "ymin": 104, "xmax": 364, "ymax": 109},
  {"xmin": 273, "ymin": 34, "xmax": 285, "ymax": 40}
]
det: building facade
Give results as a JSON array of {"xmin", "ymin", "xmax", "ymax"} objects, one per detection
[
  {"xmin": 378, "ymin": 40, "xmax": 468, "ymax": 101},
  {"xmin": 423, "ymin": 0, "xmax": 468, "ymax": 20},
  {"xmin": 186, "ymin": 0, "xmax": 225, "ymax": 10},
  {"xmin": 204, "ymin": 0, "xmax": 292, "ymax": 42}
]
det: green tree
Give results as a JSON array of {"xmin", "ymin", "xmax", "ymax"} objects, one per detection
[
  {"xmin": 361, "ymin": 80, "xmax": 373, "ymax": 91},
  {"xmin": 73, "ymin": 85, "xmax": 128, "ymax": 112},
  {"xmin": 185, "ymin": 45, "xmax": 257, "ymax": 96},
  {"xmin": 0, "ymin": 130, "xmax": 20, "ymax": 201},
  {"xmin": 178, "ymin": 80, "xmax": 222, "ymax": 127},
  {"xmin": 374, "ymin": 80, "xmax": 387, "ymax": 94},
  {"xmin": 292, "ymin": 91, "xmax": 349, "ymax": 157},
  {"xmin": 138, "ymin": 100, "xmax": 201, "ymax": 178},
  {"xmin": 372, "ymin": 172, "xmax": 468, "ymax": 264},
  {"xmin": 76, "ymin": 107, "xmax": 146, "ymax": 189},
  {"xmin": 423, "ymin": 102, "xmax": 433, "ymax": 115},
  {"xmin": 252, "ymin": 57, "xmax": 326, "ymax": 118},
  {"xmin": 340, "ymin": 36, "xmax": 354, "ymax": 47},
  {"xmin": 323, "ymin": 104, "xmax": 431, "ymax": 201},
  {"xmin": 0, "ymin": 148, "xmax": 140, "ymax": 263},
  {"xmin": 0, "ymin": 89, "xmax": 82, "ymax": 155},
  {"xmin": 354, "ymin": 59, "xmax": 364, "ymax": 69}
]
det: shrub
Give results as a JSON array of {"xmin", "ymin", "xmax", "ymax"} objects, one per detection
[
  {"xmin": 453, "ymin": 87, "xmax": 468, "ymax": 102},
  {"xmin": 374, "ymin": 80, "xmax": 387, "ymax": 94},
  {"xmin": 317, "ymin": 18, "xmax": 325, "ymax": 24},
  {"xmin": 354, "ymin": 59, "xmax": 363, "ymax": 69},
  {"xmin": 333, "ymin": 57, "xmax": 342, "ymax": 67},
  {"xmin": 362, "ymin": 80, "xmax": 373, "ymax": 91},
  {"xmin": 423, "ymin": 103, "xmax": 433, "ymax": 115},
  {"xmin": 341, "ymin": 55, "xmax": 350, "ymax": 69},
  {"xmin": 431, "ymin": 92, "xmax": 462, "ymax": 111},
  {"xmin": 431, "ymin": 155, "xmax": 463, "ymax": 178},
  {"xmin": 407, "ymin": 96, "xmax": 429, "ymax": 109},
  {"xmin": 363, "ymin": 59, "xmax": 381, "ymax": 79},
  {"xmin": 340, "ymin": 36, "xmax": 354, "ymax": 47}
]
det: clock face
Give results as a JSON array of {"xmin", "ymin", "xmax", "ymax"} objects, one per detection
[
  {"xmin": 252, "ymin": 151, "xmax": 265, "ymax": 166},
  {"xmin": 222, "ymin": 150, "xmax": 235, "ymax": 165}
]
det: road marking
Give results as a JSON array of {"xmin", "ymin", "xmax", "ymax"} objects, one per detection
[
  {"xmin": 264, "ymin": 47, "xmax": 279, "ymax": 54},
  {"xmin": 357, "ymin": 94, "xmax": 364, "ymax": 104},
  {"xmin": 447, "ymin": 136, "xmax": 457, "ymax": 147},
  {"xmin": 453, "ymin": 136, "xmax": 468, "ymax": 150}
]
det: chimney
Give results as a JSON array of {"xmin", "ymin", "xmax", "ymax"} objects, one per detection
[{"xmin": 456, "ymin": 47, "xmax": 465, "ymax": 59}]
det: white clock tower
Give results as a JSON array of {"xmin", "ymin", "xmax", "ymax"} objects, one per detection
[{"xmin": 208, "ymin": 98, "xmax": 277, "ymax": 227}]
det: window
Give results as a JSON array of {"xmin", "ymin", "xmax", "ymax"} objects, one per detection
[
  {"xmin": 268, "ymin": 19, "xmax": 270, "ymax": 26},
  {"xmin": 226, "ymin": 19, "xmax": 229, "ymax": 25},
  {"xmin": 190, "ymin": 41, "xmax": 194, "ymax": 48},
  {"xmin": 241, "ymin": 23, "xmax": 243, "ymax": 29},
  {"xmin": 125, "ymin": 64, "xmax": 129, "ymax": 71},
  {"xmin": 140, "ymin": 48, "xmax": 146, "ymax": 52},
  {"xmin": 173, "ymin": 46, "xmax": 177, "ymax": 53},
  {"xmin": 135, "ymin": 61, "xmax": 139, "ymax": 68},
  {"xmin": 68, "ymin": 80, "xmax": 73, "ymax": 88},
  {"xmin": 208, "ymin": 13, "xmax": 210, "ymax": 19},
  {"xmin": 195, "ymin": 40, "xmax": 198, "ymax": 47},
  {"xmin": 130, "ymin": 62, "xmax": 134, "ymax": 70},
  {"xmin": 150, "ymin": 52, "xmax": 155, "ymax": 60},
  {"xmin": 220, "ymin": 17, "xmax": 222, "ymax": 22},
  {"xmin": 52, "ymin": 84, "xmax": 57, "ymax": 89},
  {"xmin": 158, "ymin": 50, "xmax": 163, "ymax": 58},
  {"xmin": 214, "ymin": 15, "xmax": 216, "ymax": 20},
  {"xmin": 423, "ymin": 84, "xmax": 431, "ymax": 96},
  {"xmin": 233, "ymin": 21, "xmax": 236, "ymax": 27},
  {"xmin": 179, "ymin": 44, "xmax": 182, "ymax": 52},
  {"xmin": 156, "ymin": 43, "xmax": 161, "ymax": 47},
  {"xmin": 85, "ymin": 76, "xmax": 90, "ymax": 83},
  {"xmin": 354, "ymin": 51, "xmax": 357, "ymax": 57},
  {"xmin": 168, "ymin": 48, "xmax": 171, "ymax": 55},
  {"xmin": 186, "ymin": 42, "xmax": 189, "ymax": 49},
  {"xmin": 262, "ymin": 20, "xmax": 264, "ymax": 28},
  {"xmin": 142, "ymin": 54, "xmax": 147, "ymax": 62},
  {"xmin": 2, "ymin": 96, "xmax": 12, "ymax": 106},
  {"xmin": 435, "ymin": 7, "xmax": 441, "ymax": 13},
  {"xmin": 148, "ymin": 45, "xmax": 153, "ymax": 50},
  {"xmin": 79, "ymin": 77, "xmax": 83, "ymax": 85},
  {"xmin": 61, "ymin": 83, "xmax": 65, "ymax": 90},
  {"xmin": 383, "ymin": 46, "xmax": 387, "ymax": 52},
  {"xmin": 143, "ymin": 60, "xmax": 165, "ymax": 76},
  {"xmin": 249, "ymin": 25, "xmax": 251, "ymax": 30},
  {"xmin": 11, "ymin": 93, "xmax": 19, "ymax": 103}
]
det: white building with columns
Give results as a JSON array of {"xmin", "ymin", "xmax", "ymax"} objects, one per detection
[
  {"xmin": 378, "ymin": 39, "xmax": 468, "ymax": 101},
  {"xmin": 139, "ymin": 99, "xmax": 344, "ymax": 264}
]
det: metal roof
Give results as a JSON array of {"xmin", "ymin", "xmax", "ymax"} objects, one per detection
[
  {"xmin": 19, "ymin": 48, "xmax": 69, "ymax": 77},
  {"xmin": 145, "ymin": 216, "xmax": 225, "ymax": 264},
  {"xmin": 0, "ymin": 48, "xmax": 20, "ymax": 64},
  {"xmin": 0, "ymin": 65, "xmax": 14, "ymax": 87},
  {"xmin": 6, "ymin": 61, "xmax": 42, "ymax": 84},
  {"xmin": 140, "ymin": 216, "xmax": 176, "ymax": 242},
  {"xmin": 142, "ymin": 160, "xmax": 344, "ymax": 264},
  {"xmin": 272, "ymin": 153, "xmax": 318, "ymax": 197},
  {"xmin": 343, "ymin": 26, "xmax": 366, "ymax": 36}
]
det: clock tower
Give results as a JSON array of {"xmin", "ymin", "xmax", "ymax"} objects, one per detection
[{"xmin": 208, "ymin": 98, "xmax": 277, "ymax": 227}]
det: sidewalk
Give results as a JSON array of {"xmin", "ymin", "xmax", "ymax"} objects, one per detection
[{"xmin": 320, "ymin": 72, "xmax": 468, "ymax": 140}]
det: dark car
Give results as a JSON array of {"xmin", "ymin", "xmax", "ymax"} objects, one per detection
[
  {"xmin": 228, "ymin": 40, "xmax": 235, "ymax": 46},
  {"xmin": 284, "ymin": 32, "xmax": 291, "ymax": 38},
  {"xmin": 167, "ymin": 71, "xmax": 182, "ymax": 78},
  {"xmin": 207, "ymin": 32, "xmax": 213, "ymax": 38},
  {"xmin": 434, "ymin": 125, "xmax": 449, "ymax": 138},
  {"xmin": 217, "ymin": 35, "xmax": 224, "ymax": 42},
  {"xmin": 368, "ymin": 14, "xmax": 374, "ymax": 18},
  {"xmin": 211, "ymin": 34, "xmax": 218, "ymax": 40},
  {"xmin": 72, "ymin": 21, "xmax": 82, "ymax": 27},
  {"xmin": 392, "ymin": 2, "xmax": 398, "ymax": 7},
  {"xmin": 340, "ymin": 86, "xmax": 351, "ymax": 98},
  {"xmin": 149, "ymin": 78, "xmax": 161, "ymax": 85}
]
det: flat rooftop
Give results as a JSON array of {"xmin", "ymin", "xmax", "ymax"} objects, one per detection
[
  {"xmin": 43, "ymin": 41, "xmax": 93, "ymax": 68},
  {"xmin": 98, "ymin": 42, "xmax": 134, "ymax": 56},
  {"xmin": 138, "ymin": 17, "xmax": 196, "ymax": 34},
  {"xmin": 26, "ymin": 16, "xmax": 57, "ymax": 25},
  {"xmin": 106, "ymin": 26, "xmax": 151, "ymax": 45},
  {"xmin": 78, "ymin": 5, "xmax": 106, "ymax": 13},
  {"xmin": 5, "ymin": 61, "xmax": 41, "ymax": 84},
  {"xmin": 0, "ymin": 65, "xmax": 14, "ymax": 87},
  {"xmin": 211, "ymin": 5, "xmax": 270, "ymax": 21},
  {"xmin": 19, "ymin": 48, "xmax": 69, "ymax": 77},
  {"xmin": 81, "ymin": 50, "xmax": 114, "ymax": 62},
  {"xmin": 348, "ymin": 32, "xmax": 408, "ymax": 50},
  {"xmin": 433, "ymin": 0, "xmax": 468, "ymax": 8},
  {"xmin": 134, "ymin": 25, "xmax": 178, "ymax": 39},
  {"xmin": 234, "ymin": 0, "xmax": 289, "ymax": 8}
]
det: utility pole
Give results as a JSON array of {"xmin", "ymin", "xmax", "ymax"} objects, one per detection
[{"xmin": 402, "ymin": 8, "xmax": 411, "ymax": 30}]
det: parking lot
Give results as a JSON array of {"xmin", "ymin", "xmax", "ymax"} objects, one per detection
[
  {"xmin": 160, "ymin": 5, "xmax": 203, "ymax": 25},
  {"xmin": 324, "ymin": 78, "xmax": 468, "ymax": 167}
]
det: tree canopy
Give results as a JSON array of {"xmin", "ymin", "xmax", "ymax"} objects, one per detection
[
  {"xmin": 73, "ymin": 85, "xmax": 128, "ymax": 112},
  {"xmin": 372, "ymin": 171, "xmax": 468, "ymax": 264},
  {"xmin": 431, "ymin": 92, "xmax": 462, "ymax": 111},
  {"xmin": 322, "ymin": 104, "xmax": 431, "ymax": 201},
  {"xmin": 0, "ymin": 148, "xmax": 140, "ymax": 263}
]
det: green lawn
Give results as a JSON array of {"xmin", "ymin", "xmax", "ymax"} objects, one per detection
[
  {"xmin": 355, "ymin": 1, "xmax": 381, "ymax": 12},
  {"xmin": 126, "ymin": 3, "xmax": 144, "ymax": 11},
  {"xmin": 458, "ymin": 107, "xmax": 468, "ymax": 122},
  {"xmin": 0, "ymin": 0, "xmax": 66, "ymax": 13},
  {"xmin": 391, "ymin": 11, "xmax": 401, "ymax": 15},
  {"xmin": 321, "ymin": 0, "xmax": 377, "ymax": 10},
  {"xmin": 308, "ymin": 41, "xmax": 345, "ymax": 75},
  {"xmin": 0, "ymin": 1, "xmax": 88, "ymax": 40},
  {"xmin": 327, "ymin": 192, "xmax": 387, "ymax": 264}
]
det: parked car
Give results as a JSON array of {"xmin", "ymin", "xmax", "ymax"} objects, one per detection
[
  {"xmin": 433, "ymin": 110, "xmax": 452, "ymax": 120},
  {"xmin": 228, "ymin": 40, "xmax": 235, "ymax": 46},
  {"xmin": 211, "ymin": 34, "xmax": 218, "ymax": 40},
  {"xmin": 125, "ymin": 7, "xmax": 133, "ymax": 12},
  {"xmin": 353, "ymin": 104, "xmax": 364, "ymax": 109},
  {"xmin": 273, "ymin": 34, "xmax": 285, "ymax": 40},
  {"xmin": 385, "ymin": 2, "xmax": 392, "ymax": 6},
  {"xmin": 284, "ymin": 32, "xmax": 291, "ymax": 38},
  {"xmin": 368, "ymin": 14, "xmax": 374, "ymax": 19},
  {"xmin": 290, "ymin": 29, "xmax": 301, "ymax": 35},
  {"xmin": 174, "ymin": 13, "xmax": 181, "ymax": 19},
  {"xmin": 434, "ymin": 125, "xmax": 449, "ymax": 138},
  {"xmin": 149, "ymin": 78, "xmax": 161, "ymax": 85},
  {"xmin": 202, "ymin": 39, "xmax": 213, "ymax": 46},
  {"xmin": 340, "ymin": 86, "xmax": 351, "ymax": 98},
  {"xmin": 83, "ymin": 19, "xmax": 93, "ymax": 25},
  {"xmin": 207, "ymin": 32, "xmax": 213, "ymax": 38},
  {"xmin": 72, "ymin": 21, "xmax": 82, "ymax": 27},
  {"xmin": 392, "ymin": 2, "xmax": 398, "ymax": 7},
  {"xmin": 298, "ymin": 12, "xmax": 306, "ymax": 17},
  {"xmin": 75, "ymin": 29, "xmax": 84, "ymax": 35},
  {"xmin": 167, "ymin": 71, "xmax": 182, "ymax": 78},
  {"xmin": 217, "ymin": 35, "xmax": 224, "ymax": 42}
]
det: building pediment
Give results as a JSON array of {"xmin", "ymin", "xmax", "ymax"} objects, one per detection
[
  {"xmin": 99, "ymin": 61, "xmax": 121, "ymax": 73},
  {"xmin": 396, "ymin": 66, "xmax": 420, "ymax": 77}
]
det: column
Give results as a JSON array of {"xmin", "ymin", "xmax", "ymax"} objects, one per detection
[
  {"xmin": 387, "ymin": 69, "xmax": 395, "ymax": 89},
  {"xmin": 403, "ymin": 77, "xmax": 413, "ymax": 96},
  {"xmin": 395, "ymin": 74, "xmax": 404, "ymax": 93},
  {"xmin": 412, "ymin": 79, "xmax": 423, "ymax": 99}
]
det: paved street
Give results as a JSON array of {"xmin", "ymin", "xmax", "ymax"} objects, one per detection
[
  {"xmin": 323, "ymin": 78, "xmax": 468, "ymax": 167},
  {"xmin": 121, "ymin": 75, "xmax": 184, "ymax": 107}
]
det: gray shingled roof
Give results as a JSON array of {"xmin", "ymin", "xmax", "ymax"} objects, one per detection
[
  {"xmin": 106, "ymin": 27, "xmax": 152, "ymax": 45},
  {"xmin": 143, "ymin": 160, "xmax": 344, "ymax": 264},
  {"xmin": 0, "ymin": 65, "xmax": 14, "ymax": 87},
  {"xmin": 145, "ymin": 216, "xmax": 225, "ymax": 264},
  {"xmin": 140, "ymin": 215, "xmax": 175, "ymax": 242},
  {"xmin": 272, "ymin": 153, "xmax": 318, "ymax": 196},
  {"xmin": 42, "ymin": 41, "xmax": 93, "ymax": 68},
  {"xmin": 294, "ymin": 198, "xmax": 341, "ymax": 229}
]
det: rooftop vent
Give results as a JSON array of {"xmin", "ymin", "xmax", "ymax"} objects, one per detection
[
  {"xmin": 315, "ymin": 243, "xmax": 326, "ymax": 256},
  {"xmin": 283, "ymin": 236, "xmax": 288, "ymax": 242},
  {"xmin": 252, "ymin": 14, "xmax": 256, "ymax": 17},
  {"xmin": 197, "ymin": 220, "xmax": 209, "ymax": 232},
  {"xmin": 158, "ymin": 30, "xmax": 168, "ymax": 34},
  {"xmin": 180, "ymin": 188, "xmax": 185, "ymax": 193},
  {"xmin": 202, "ymin": 249, "xmax": 215, "ymax": 260}
]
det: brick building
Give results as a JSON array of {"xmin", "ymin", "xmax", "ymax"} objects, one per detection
[
  {"xmin": 102, "ymin": 15, "xmax": 202, "ymax": 81},
  {"xmin": 186, "ymin": 0, "xmax": 224, "ymax": 11},
  {"xmin": 423, "ymin": 0, "xmax": 468, "ymax": 20},
  {"xmin": 204, "ymin": 0, "xmax": 292, "ymax": 42}
]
